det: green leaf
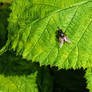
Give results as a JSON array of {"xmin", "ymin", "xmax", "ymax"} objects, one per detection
[
  {"xmin": 85, "ymin": 68, "xmax": 92, "ymax": 92},
  {"xmin": 0, "ymin": 52, "xmax": 53, "ymax": 92},
  {"xmin": 0, "ymin": 73, "xmax": 39, "ymax": 92},
  {"xmin": 1, "ymin": 0, "xmax": 92, "ymax": 69}
]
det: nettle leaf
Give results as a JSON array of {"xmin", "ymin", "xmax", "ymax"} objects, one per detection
[
  {"xmin": 0, "ymin": 73, "xmax": 39, "ymax": 92},
  {"xmin": 85, "ymin": 68, "xmax": 92, "ymax": 92},
  {"xmin": 0, "ymin": 0, "xmax": 92, "ymax": 69}
]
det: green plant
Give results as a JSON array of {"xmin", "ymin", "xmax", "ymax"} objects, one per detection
[{"xmin": 0, "ymin": 0, "xmax": 92, "ymax": 92}]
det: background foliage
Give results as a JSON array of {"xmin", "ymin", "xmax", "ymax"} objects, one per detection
[{"xmin": 0, "ymin": 0, "xmax": 92, "ymax": 92}]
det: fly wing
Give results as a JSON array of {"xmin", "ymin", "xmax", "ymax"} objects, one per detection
[
  {"xmin": 64, "ymin": 36, "xmax": 71, "ymax": 43},
  {"xmin": 60, "ymin": 41, "xmax": 64, "ymax": 48},
  {"xmin": 59, "ymin": 37, "xmax": 64, "ymax": 48}
]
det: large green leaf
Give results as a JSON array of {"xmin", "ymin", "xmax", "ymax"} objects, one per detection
[{"xmin": 0, "ymin": 0, "xmax": 92, "ymax": 69}]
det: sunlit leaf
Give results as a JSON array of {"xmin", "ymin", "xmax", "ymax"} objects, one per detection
[{"xmin": 0, "ymin": 0, "xmax": 92, "ymax": 69}]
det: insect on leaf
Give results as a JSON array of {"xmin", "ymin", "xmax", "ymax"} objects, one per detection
[{"xmin": 0, "ymin": 0, "xmax": 92, "ymax": 69}]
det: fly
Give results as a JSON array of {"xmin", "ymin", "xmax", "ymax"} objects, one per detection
[{"xmin": 57, "ymin": 27, "xmax": 71, "ymax": 48}]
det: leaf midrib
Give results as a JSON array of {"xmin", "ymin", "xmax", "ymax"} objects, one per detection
[
  {"xmin": 29, "ymin": 0, "xmax": 90, "ymax": 26},
  {"xmin": 31, "ymin": 0, "xmax": 89, "ymax": 9}
]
